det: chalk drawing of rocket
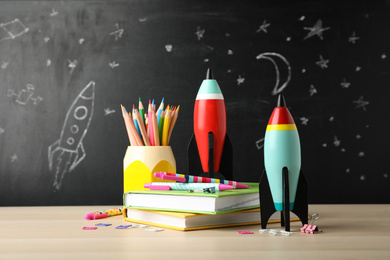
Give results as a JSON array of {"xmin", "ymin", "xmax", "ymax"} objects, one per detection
[{"xmin": 48, "ymin": 81, "xmax": 95, "ymax": 191}]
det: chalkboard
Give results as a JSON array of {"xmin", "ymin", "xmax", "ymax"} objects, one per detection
[{"xmin": 1, "ymin": 0, "xmax": 389, "ymax": 206}]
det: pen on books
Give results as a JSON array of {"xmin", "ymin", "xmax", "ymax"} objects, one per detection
[
  {"xmin": 144, "ymin": 182, "xmax": 234, "ymax": 191},
  {"xmin": 154, "ymin": 172, "xmax": 249, "ymax": 189},
  {"xmin": 85, "ymin": 207, "xmax": 123, "ymax": 220}
]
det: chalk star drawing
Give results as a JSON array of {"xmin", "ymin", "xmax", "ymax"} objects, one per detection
[
  {"xmin": 195, "ymin": 26, "xmax": 205, "ymax": 41},
  {"xmin": 46, "ymin": 59, "xmax": 51, "ymax": 67},
  {"xmin": 256, "ymin": 20, "xmax": 270, "ymax": 33},
  {"xmin": 358, "ymin": 151, "xmax": 365, "ymax": 157},
  {"xmin": 2, "ymin": 62, "xmax": 8, "ymax": 69},
  {"xmin": 316, "ymin": 55, "xmax": 329, "ymax": 69},
  {"xmin": 300, "ymin": 117, "xmax": 309, "ymax": 125},
  {"xmin": 355, "ymin": 66, "xmax": 361, "ymax": 72},
  {"xmin": 50, "ymin": 9, "xmax": 58, "ymax": 17},
  {"xmin": 340, "ymin": 78, "xmax": 350, "ymax": 88},
  {"xmin": 109, "ymin": 23, "xmax": 124, "ymax": 41},
  {"xmin": 381, "ymin": 53, "xmax": 387, "ymax": 59},
  {"xmin": 329, "ymin": 116, "xmax": 334, "ymax": 122},
  {"xmin": 109, "ymin": 61, "xmax": 119, "ymax": 69},
  {"xmin": 0, "ymin": 19, "xmax": 29, "ymax": 42},
  {"xmin": 309, "ymin": 85, "xmax": 317, "ymax": 96},
  {"xmin": 7, "ymin": 84, "xmax": 43, "ymax": 105},
  {"xmin": 48, "ymin": 81, "xmax": 95, "ymax": 191},
  {"xmin": 255, "ymin": 138, "xmax": 264, "ymax": 150},
  {"xmin": 237, "ymin": 75, "xmax": 245, "ymax": 85},
  {"xmin": 0, "ymin": 127, "xmax": 4, "ymax": 134},
  {"xmin": 353, "ymin": 96, "xmax": 369, "ymax": 111},
  {"xmin": 256, "ymin": 52, "xmax": 291, "ymax": 95},
  {"xmin": 104, "ymin": 107, "xmax": 116, "ymax": 116},
  {"xmin": 44, "ymin": 37, "xmax": 50, "ymax": 43},
  {"xmin": 11, "ymin": 154, "xmax": 18, "ymax": 163},
  {"xmin": 333, "ymin": 136, "xmax": 341, "ymax": 147},
  {"xmin": 228, "ymin": 50, "xmax": 233, "ymax": 55},
  {"xmin": 348, "ymin": 31, "xmax": 359, "ymax": 44},
  {"xmin": 303, "ymin": 19, "xmax": 330, "ymax": 40},
  {"xmin": 165, "ymin": 44, "xmax": 173, "ymax": 52}
]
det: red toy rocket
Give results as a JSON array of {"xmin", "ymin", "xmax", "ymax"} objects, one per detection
[{"xmin": 188, "ymin": 69, "xmax": 233, "ymax": 180}]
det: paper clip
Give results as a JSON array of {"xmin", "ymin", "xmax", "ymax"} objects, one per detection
[
  {"xmin": 301, "ymin": 213, "xmax": 321, "ymax": 234},
  {"xmin": 259, "ymin": 229, "xmax": 294, "ymax": 236}
]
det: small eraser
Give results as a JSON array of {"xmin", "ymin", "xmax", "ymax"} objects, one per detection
[
  {"xmin": 237, "ymin": 231, "xmax": 254, "ymax": 234},
  {"xmin": 83, "ymin": 227, "xmax": 97, "ymax": 230}
]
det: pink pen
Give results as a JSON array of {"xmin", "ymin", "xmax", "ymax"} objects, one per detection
[
  {"xmin": 153, "ymin": 172, "xmax": 186, "ymax": 182},
  {"xmin": 156, "ymin": 172, "xmax": 249, "ymax": 189}
]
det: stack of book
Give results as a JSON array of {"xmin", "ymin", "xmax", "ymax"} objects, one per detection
[{"xmin": 123, "ymin": 182, "xmax": 285, "ymax": 231}]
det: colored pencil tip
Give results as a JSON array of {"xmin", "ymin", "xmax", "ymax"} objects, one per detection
[
  {"xmin": 206, "ymin": 68, "xmax": 214, "ymax": 79},
  {"xmin": 161, "ymin": 97, "xmax": 164, "ymax": 103},
  {"xmin": 277, "ymin": 94, "xmax": 286, "ymax": 107}
]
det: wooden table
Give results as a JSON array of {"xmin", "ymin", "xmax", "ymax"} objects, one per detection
[{"xmin": 1, "ymin": 205, "xmax": 389, "ymax": 259}]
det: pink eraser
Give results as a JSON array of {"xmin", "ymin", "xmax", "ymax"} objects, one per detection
[
  {"xmin": 237, "ymin": 231, "xmax": 254, "ymax": 234},
  {"xmin": 83, "ymin": 227, "xmax": 97, "ymax": 230}
]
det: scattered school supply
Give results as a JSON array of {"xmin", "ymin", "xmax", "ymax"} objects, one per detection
[
  {"xmin": 154, "ymin": 172, "xmax": 249, "ymax": 189},
  {"xmin": 144, "ymin": 182, "xmax": 234, "ymax": 191},
  {"xmin": 83, "ymin": 227, "xmax": 97, "ymax": 230},
  {"xmin": 116, "ymin": 224, "xmax": 132, "ymax": 229},
  {"xmin": 301, "ymin": 213, "xmax": 321, "ymax": 234},
  {"xmin": 237, "ymin": 231, "xmax": 254, "ymax": 234},
  {"xmin": 95, "ymin": 223, "xmax": 112, "ymax": 226},
  {"xmin": 84, "ymin": 207, "xmax": 123, "ymax": 220},
  {"xmin": 188, "ymin": 68, "xmax": 233, "ymax": 180},
  {"xmin": 121, "ymin": 98, "xmax": 179, "ymax": 146},
  {"xmin": 124, "ymin": 182, "xmax": 259, "ymax": 215},
  {"xmin": 259, "ymin": 94, "xmax": 308, "ymax": 232},
  {"xmin": 259, "ymin": 229, "xmax": 294, "ymax": 236}
]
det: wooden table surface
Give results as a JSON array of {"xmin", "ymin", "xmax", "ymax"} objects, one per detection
[{"xmin": 1, "ymin": 204, "xmax": 389, "ymax": 259}]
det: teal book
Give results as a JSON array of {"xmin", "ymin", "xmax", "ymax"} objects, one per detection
[{"xmin": 123, "ymin": 182, "xmax": 259, "ymax": 215}]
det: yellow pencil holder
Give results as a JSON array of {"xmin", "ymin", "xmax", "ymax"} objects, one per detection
[{"xmin": 123, "ymin": 146, "xmax": 176, "ymax": 193}]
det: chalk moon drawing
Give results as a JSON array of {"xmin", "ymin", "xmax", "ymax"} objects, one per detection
[{"xmin": 256, "ymin": 52, "xmax": 292, "ymax": 95}]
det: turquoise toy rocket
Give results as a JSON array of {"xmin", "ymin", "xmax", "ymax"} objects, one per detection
[{"xmin": 259, "ymin": 94, "xmax": 308, "ymax": 231}]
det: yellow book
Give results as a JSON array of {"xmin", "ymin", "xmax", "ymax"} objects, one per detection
[{"xmin": 124, "ymin": 208, "xmax": 300, "ymax": 231}]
